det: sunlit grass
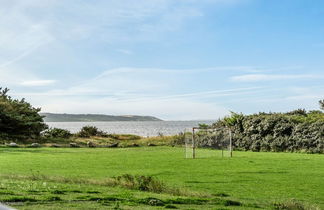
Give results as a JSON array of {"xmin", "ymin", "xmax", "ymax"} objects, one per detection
[{"xmin": 0, "ymin": 147, "xmax": 323, "ymax": 209}]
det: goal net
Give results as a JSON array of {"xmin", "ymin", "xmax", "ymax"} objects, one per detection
[{"xmin": 184, "ymin": 127, "xmax": 232, "ymax": 158}]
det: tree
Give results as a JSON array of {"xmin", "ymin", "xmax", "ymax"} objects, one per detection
[
  {"xmin": 223, "ymin": 111, "xmax": 244, "ymax": 131},
  {"xmin": 0, "ymin": 87, "xmax": 48, "ymax": 141},
  {"xmin": 198, "ymin": 123, "xmax": 210, "ymax": 129},
  {"xmin": 319, "ymin": 99, "xmax": 324, "ymax": 111}
]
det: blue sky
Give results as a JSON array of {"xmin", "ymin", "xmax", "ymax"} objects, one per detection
[{"xmin": 0, "ymin": 0, "xmax": 323, "ymax": 120}]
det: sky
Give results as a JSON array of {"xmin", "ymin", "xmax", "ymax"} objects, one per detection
[{"xmin": 0, "ymin": 0, "xmax": 323, "ymax": 120}]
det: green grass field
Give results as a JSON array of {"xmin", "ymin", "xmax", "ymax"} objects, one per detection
[{"xmin": 0, "ymin": 147, "xmax": 323, "ymax": 209}]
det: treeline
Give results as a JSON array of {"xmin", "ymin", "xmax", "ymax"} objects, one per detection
[
  {"xmin": 1, "ymin": 86, "xmax": 324, "ymax": 153},
  {"xmin": 208, "ymin": 108, "xmax": 324, "ymax": 153}
]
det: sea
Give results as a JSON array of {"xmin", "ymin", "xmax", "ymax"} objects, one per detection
[{"xmin": 46, "ymin": 120, "xmax": 215, "ymax": 137}]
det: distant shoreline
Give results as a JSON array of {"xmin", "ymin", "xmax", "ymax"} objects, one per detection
[{"xmin": 41, "ymin": 113, "xmax": 163, "ymax": 122}]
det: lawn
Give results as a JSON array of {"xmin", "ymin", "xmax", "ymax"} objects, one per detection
[{"xmin": 0, "ymin": 146, "xmax": 323, "ymax": 209}]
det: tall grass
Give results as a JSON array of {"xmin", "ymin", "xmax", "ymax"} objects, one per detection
[{"xmin": 0, "ymin": 174, "xmax": 202, "ymax": 197}]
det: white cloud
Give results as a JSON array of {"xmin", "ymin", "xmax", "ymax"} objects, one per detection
[
  {"xmin": 285, "ymin": 86, "xmax": 324, "ymax": 102},
  {"xmin": 0, "ymin": 0, "xmax": 245, "ymax": 88},
  {"xmin": 12, "ymin": 67, "xmax": 264, "ymax": 97},
  {"xmin": 0, "ymin": 0, "xmax": 244, "ymax": 47},
  {"xmin": 39, "ymin": 96, "xmax": 229, "ymax": 120},
  {"xmin": 9, "ymin": 66, "xmax": 264, "ymax": 120},
  {"xmin": 286, "ymin": 94, "xmax": 323, "ymax": 101},
  {"xmin": 230, "ymin": 74, "xmax": 321, "ymax": 82},
  {"xmin": 116, "ymin": 49, "xmax": 132, "ymax": 55},
  {"xmin": 21, "ymin": 80, "xmax": 56, "ymax": 87}
]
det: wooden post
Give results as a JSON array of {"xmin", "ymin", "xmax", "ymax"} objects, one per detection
[
  {"xmin": 185, "ymin": 136, "xmax": 187, "ymax": 159},
  {"xmin": 192, "ymin": 128, "xmax": 195, "ymax": 159},
  {"xmin": 214, "ymin": 129, "xmax": 223, "ymax": 158},
  {"xmin": 229, "ymin": 129, "xmax": 232, "ymax": 157}
]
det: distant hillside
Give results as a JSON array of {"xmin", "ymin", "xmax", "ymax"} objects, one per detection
[{"xmin": 41, "ymin": 113, "xmax": 162, "ymax": 122}]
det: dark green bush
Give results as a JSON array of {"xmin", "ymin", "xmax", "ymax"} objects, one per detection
[
  {"xmin": 42, "ymin": 128, "xmax": 72, "ymax": 139},
  {"xmin": 76, "ymin": 126, "xmax": 100, "ymax": 137}
]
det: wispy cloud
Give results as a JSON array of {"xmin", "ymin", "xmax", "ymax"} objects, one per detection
[
  {"xmin": 0, "ymin": 0, "xmax": 244, "ymax": 46},
  {"xmin": 116, "ymin": 49, "xmax": 133, "ymax": 55},
  {"xmin": 123, "ymin": 87, "xmax": 265, "ymax": 102},
  {"xmin": 96, "ymin": 66, "xmax": 266, "ymax": 77},
  {"xmin": 230, "ymin": 74, "xmax": 322, "ymax": 82},
  {"xmin": 38, "ymin": 96, "xmax": 229, "ymax": 120},
  {"xmin": 21, "ymin": 80, "xmax": 56, "ymax": 87},
  {"xmin": 0, "ymin": 38, "xmax": 52, "ymax": 69},
  {"xmin": 14, "ymin": 87, "xmax": 264, "ymax": 101},
  {"xmin": 10, "ymin": 66, "xmax": 263, "ymax": 120},
  {"xmin": 1, "ymin": 1, "xmax": 323, "ymax": 119},
  {"xmin": 286, "ymin": 94, "xmax": 323, "ymax": 101}
]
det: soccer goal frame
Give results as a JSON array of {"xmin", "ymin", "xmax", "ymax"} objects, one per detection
[{"xmin": 185, "ymin": 127, "xmax": 233, "ymax": 159}]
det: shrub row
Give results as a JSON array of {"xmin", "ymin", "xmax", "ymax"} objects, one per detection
[
  {"xmin": 207, "ymin": 110, "xmax": 324, "ymax": 153},
  {"xmin": 40, "ymin": 126, "xmax": 142, "ymax": 141}
]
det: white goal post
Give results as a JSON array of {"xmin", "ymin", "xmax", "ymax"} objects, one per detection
[{"xmin": 184, "ymin": 127, "xmax": 233, "ymax": 159}]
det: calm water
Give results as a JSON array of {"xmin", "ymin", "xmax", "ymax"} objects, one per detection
[{"xmin": 46, "ymin": 120, "xmax": 215, "ymax": 137}]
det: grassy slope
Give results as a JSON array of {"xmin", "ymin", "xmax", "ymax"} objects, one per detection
[{"xmin": 0, "ymin": 147, "xmax": 323, "ymax": 209}]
